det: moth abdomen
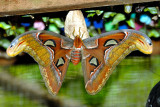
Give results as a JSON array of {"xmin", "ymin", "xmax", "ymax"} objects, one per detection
[{"xmin": 71, "ymin": 50, "xmax": 81, "ymax": 65}]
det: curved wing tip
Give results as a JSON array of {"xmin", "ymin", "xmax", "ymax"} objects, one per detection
[
  {"xmin": 48, "ymin": 91, "xmax": 58, "ymax": 96},
  {"xmin": 86, "ymin": 90, "xmax": 97, "ymax": 95},
  {"xmin": 85, "ymin": 83, "xmax": 99, "ymax": 95}
]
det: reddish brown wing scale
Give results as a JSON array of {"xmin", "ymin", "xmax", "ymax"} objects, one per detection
[{"xmin": 82, "ymin": 32, "xmax": 126, "ymax": 94}]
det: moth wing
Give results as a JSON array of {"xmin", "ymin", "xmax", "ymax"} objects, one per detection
[
  {"xmin": 82, "ymin": 30, "xmax": 127, "ymax": 95},
  {"xmin": 35, "ymin": 31, "xmax": 74, "ymax": 95},
  {"xmin": 8, "ymin": 30, "xmax": 73, "ymax": 95}
]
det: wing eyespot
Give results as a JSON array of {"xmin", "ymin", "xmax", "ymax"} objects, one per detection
[
  {"xmin": 56, "ymin": 57, "xmax": 65, "ymax": 67},
  {"xmin": 89, "ymin": 57, "xmax": 99, "ymax": 67},
  {"xmin": 104, "ymin": 39, "xmax": 118, "ymax": 47},
  {"xmin": 44, "ymin": 39, "xmax": 56, "ymax": 47}
]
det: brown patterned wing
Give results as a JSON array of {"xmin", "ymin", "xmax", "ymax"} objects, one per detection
[
  {"xmin": 82, "ymin": 31, "xmax": 125, "ymax": 95},
  {"xmin": 7, "ymin": 30, "xmax": 73, "ymax": 95},
  {"xmin": 82, "ymin": 29, "xmax": 152, "ymax": 95}
]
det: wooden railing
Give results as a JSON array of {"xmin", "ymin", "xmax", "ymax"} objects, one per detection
[{"xmin": 0, "ymin": 0, "xmax": 159, "ymax": 17}]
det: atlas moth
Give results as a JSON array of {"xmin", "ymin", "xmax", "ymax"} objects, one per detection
[{"xmin": 7, "ymin": 10, "xmax": 152, "ymax": 95}]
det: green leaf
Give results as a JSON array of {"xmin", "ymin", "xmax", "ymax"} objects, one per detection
[
  {"xmin": 95, "ymin": 10, "xmax": 104, "ymax": 16},
  {"xmin": 104, "ymin": 21, "xmax": 115, "ymax": 31},
  {"xmin": 16, "ymin": 27, "xmax": 25, "ymax": 34},
  {"xmin": 29, "ymin": 27, "xmax": 36, "ymax": 31},
  {"xmin": 103, "ymin": 12, "xmax": 116, "ymax": 18},
  {"xmin": 48, "ymin": 24, "xmax": 60, "ymax": 34},
  {"xmin": 112, "ymin": 13, "xmax": 126, "ymax": 25},
  {"xmin": 144, "ymin": 7, "xmax": 157, "ymax": 14},
  {"xmin": 6, "ymin": 29, "xmax": 14, "ymax": 36},
  {"xmin": 126, "ymin": 19, "xmax": 135, "ymax": 28},
  {"xmin": 148, "ymin": 30, "xmax": 160, "ymax": 38},
  {"xmin": 42, "ymin": 17, "xmax": 49, "ymax": 22},
  {"xmin": 0, "ymin": 22, "xmax": 11, "ymax": 30},
  {"xmin": 0, "ymin": 39, "xmax": 10, "ymax": 49},
  {"xmin": 49, "ymin": 18, "xmax": 64, "ymax": 28},
  {"xmin": 88, "ymin": 26, "xmax": 98, "ymax": 37},
  {"xmin": 86, "ymin": 10, "xmax": 103, "ymax": 17},
  {"xmin": 87, "ymin": 13, "xmax": 96, "ymax": 18}
]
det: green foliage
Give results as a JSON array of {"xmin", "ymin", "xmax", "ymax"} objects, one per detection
[
  {"xmin": 0, "ymin": 22, "xmax": 11, "ymax": 30},
  {"xmin": 126, "ymin": 19, "xmax": 135, "ymax": 28},
  {"xmin": 42, "ymin": 17, "xmax": 49, "ymax": 22},
  {"xmin": 88, "ymin": 26, "xmax": 99, "ymax": 37},
  {"xmin": 87, "ymin": 13, "xmax": 96, "ymax": 17},
  {"xmin": 104, "ymin": 21, "xmax": 116, "ymax": 31},
  {"xmin": 86, "ymin": 10, "xmax": 104, "ymax": 17},
  {"xmin": 49, "ymin": 18, "xmax": 64, "ymax": 28},
  {"xmin": 16, "ymin": 27, "xmax": 25, "ymax": 35},
  {"xmin": 148, "ymin": 29, "xmax": 160, "ymax": 38},
  {"xmin": 5, "ymin": 26, "xmax": 19, "ymax": 37},
  {"xmin": 48, "ymin": 24, "xmax": 60, "ymax": 34},
  {"xmin": 103, "ymin": 12, "xmax": 116, "ymax": 18},
  {"xmin": 28, "ymin": 27, "xmax": 35, "ymax": 31},
  {"xmin": 0, "ymin": 89, "xmax": 43, "ymax": 107},
  {"xmin": 112, "ymin": 13, "xmax": 126, "ymax": 25},
  {"xmin": 4, "ymin": 56, "xmax": 160, "ymax": 106},
  {"xmin": 6, "ymin": 29, "xmax": 15, "ymax": 36},
  {"xmin": 0, "ymin": 39, "xmax": 10, "ymax": 49},
  {"xmin": 95, "ymin": 10, "xmax": 104, "ymax": 16},
  {"xmin": 1, "ymin": 5, "xmax": 160, "ymax": 50},
  {"xmin": 144, "ymin": 7, "xmax": 158, "ymax": 14}
]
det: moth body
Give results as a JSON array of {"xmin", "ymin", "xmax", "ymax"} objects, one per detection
[
  {"xmin": 71, "ymin": 49, "xmax": 81, "ymax": 65},
  {"xmin": 71, "ymin": 36, "xmax": 83, "ymax": 65}
]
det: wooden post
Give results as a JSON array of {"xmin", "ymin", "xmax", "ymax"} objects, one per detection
[{"xmin": 0, "ymin": 0, "xmax": 159, "ymax": 17}]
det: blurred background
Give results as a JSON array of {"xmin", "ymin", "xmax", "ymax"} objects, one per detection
[{"xmin": 0, "ymin": 1, "xmax": 160, "ymax": 107}]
